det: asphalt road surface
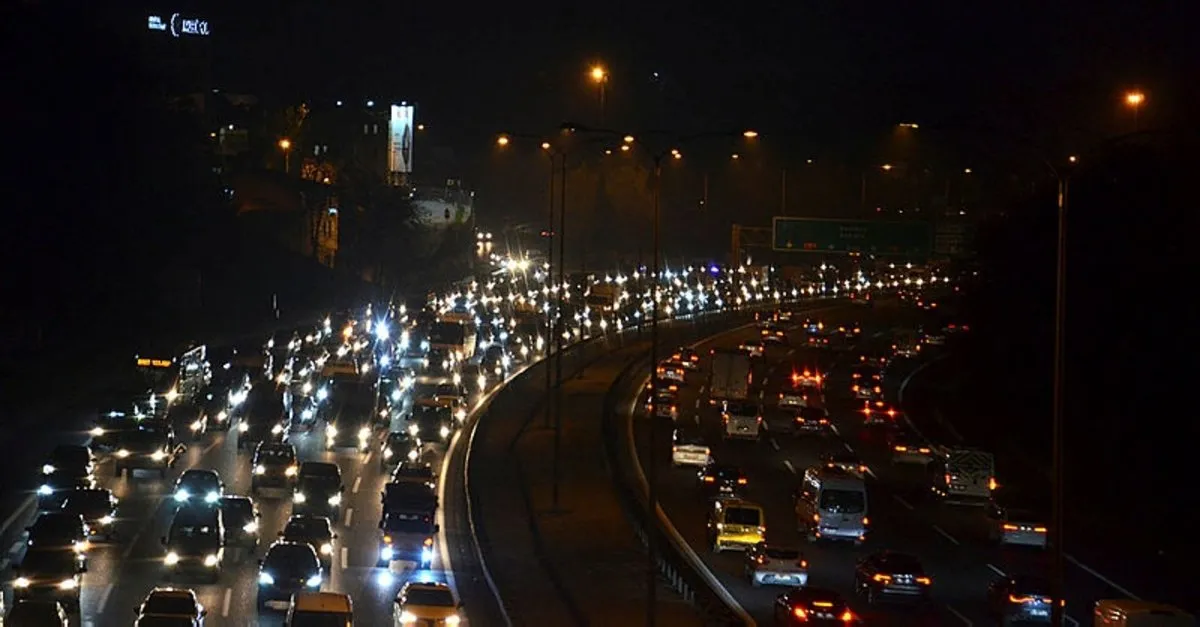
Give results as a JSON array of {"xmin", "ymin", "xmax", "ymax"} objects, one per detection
[{"xmin": 628, "ymin": 300, "xmax": 1103, "ymax": 626}]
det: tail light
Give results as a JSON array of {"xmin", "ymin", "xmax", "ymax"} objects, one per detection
[
  {"xmin": 1002, "ymin": 523, "xmax": 1019, "ymax": 531},
  {"xmin": 671, "ymin": 446, "xmax": 678, "ymax": 453},
  {"xmin": 886, "ymin": 409, "xmax": 896, "ymax": 417},
  {"xmin": 988, "ymin": 477, "xmax": 999, "ymax": 491},
  {"xmin": 702, "ymin": 476, "xmax": 715, "ymax": 483},
  {"xmin": 852, "ymin": 385, "xmax": 860, "ymax": 392},
  {"xmin": 736, "ymin": 477, "xmax": 748, "ymax": 485},
  {"xmin": 798, "ymin": 559, "xmax": 808, "ymax": 568},
  {"xmin": 862, "ymin": 517, "xmax": 870, "ymax": 526},
  {"xmin": 872, "ymin": 573, "xmax": 892, "ymax": 583},
  {"xmin": 894, "ymin": 445, "xmax": 908, "ymax": 452},
  {"xmin": 1034, "ymin": 526, "xmax": 1048, "ymax": 533},
  {"xmin": 812, "ymin": 513, "xmax": 820, "ymax": 523},
  {"xmin": 840, "ymin": 610, "xmax": 854, "ymax": 622},
  {"xmin": 792, "ymin": 607, "xmax": 809, "ymax": 621},
  {"xmin": 756, "ymin": 555, "xmax": 768, "ymax": 564},
  {"xmin": 916, "ymin": 576, "xmax": 932, "ymax": 585}
]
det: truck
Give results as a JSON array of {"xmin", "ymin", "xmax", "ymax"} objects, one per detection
[
  {"xmin": 929, "ymin": 448, "xmax": 996, "ymax": 505},
  {"xmin": 708, "ymin": 348, "xmax": 751, "ymax": 406},
  {"xmin": 377, "ymin": 481, "xmax": 439, "ymax": 568},
  {"xmin": 585, "ymin": 283, "xmax": 621, "ymax": 313}
]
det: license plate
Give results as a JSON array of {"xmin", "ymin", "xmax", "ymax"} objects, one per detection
[{"xmin": 1030, "ymin": 609, "xmax": 1049, "ymax": 617}]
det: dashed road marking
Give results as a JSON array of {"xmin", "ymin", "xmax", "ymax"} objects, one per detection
[
  {"xmin": 842, "ymin": 442, "xmax": 855, "ymax": 453},
  {"xmin": 864, "ymin": 467, "xmax": 878, "ymax": 479},
  {"xmin": 344, "ymin": 508, "xmax": 353, "ymax": 526},
  {"xmin": 783, "ymin": 460, "xmax": 797, "ymax": 474},
  {"xmin": 1067, "ymin": 553, "xmax": 1141, "ymax": 600},
  {"xmin": 694, "ymin": 399, "xmax": 701, "ymax": 409},
  {"xmin": 364, "ymin": 453, "xmax": 373, "ymax": 465},
  {"xmin": 769, "ymin": 438, "xmax": 780, "ymax": 451},
  {"xmin": 986, "ymin": 563, "xmax": 1006, "ymax": 577},
  {"xmin": 946, "ymin": 605, "xmax": 972, "ymax": 626},
  {"xmin": 932, "ymin": 525, "xmax": 960, "ymax": 545},
  {"xmin": 222, "ymin": 587, "xmax": 232, "ymax": 617},
  {"xmin": 202, "ymin": 440, "xmax": 220, "ymax": 456},
  {"xmin": 97, "ymin": 583, "xmax": 113, "ymax": 615},
  {"xmin": 892, "ymin": 495, "xmax": 914, "ymax": 511},
  {"xmin": 341, "ymin": 546, "xmax": 349, "ymax": 569},
  {"xmin": 352, "ymin": 476, "xmax": 362, "ymax": 494}
]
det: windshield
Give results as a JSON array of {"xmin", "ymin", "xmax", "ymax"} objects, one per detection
[
  {"xmin": 265, "ymin": 544, "xmax": 318, "ymax": 571},
  {"xmin": 64, "ymin": 492, "xmax": 110, "ymax": 512},
  {"xmin": 724, "ymin": 507, "xmax": 762, "ymax": 526},
  {"xmin": 412, "ymin": 383, "xmax": 439, "ymax": 398},
  {"xmin": 142, "ymin": 594, "xmax": 197, "ymax": 616},
  {"xmin": 404, "ymin": 587, "xmax": 456, "ymax": 607},
  {"xmin": 118, "ymin": 431, "xmax": 165, "ymax": 450},
  {"xmin": 180, "ymin": 471, "xmax": 218, "ymax": 489},
  {"xmin": 22, "ymin": 549, "xmax": 77, "ymax": 575},
  {"xmin": 285, "ymin": 518, "xmax": 330, "ymax": 538},
  {"xmin": 300, "ymin": 467, "xmax": 340, "ymax": 486},
  {"xmin": 384, "ymin": 513, "xmax": 436, "ymax": 534},
  {"xmin": 818, "ymin": 489, "xmax": 866, "ymax": 514},
  {"xmin": 170, "ymin": 525, "xmax": 218, "ymax": 540},
  {"xmin": 258, "ymin": 447, "xmax": 295, "ymax": 462}
]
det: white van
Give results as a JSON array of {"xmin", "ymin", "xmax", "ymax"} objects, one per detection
[
  {"xmin": 795, "ymin": 466, "xmax": 868, "ymax": 544},
  {"xmin": 1094, "ymin": 600, "xmax": 1194, "ymax": 627}
]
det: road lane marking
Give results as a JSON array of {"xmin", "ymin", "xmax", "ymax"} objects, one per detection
[
  {"xmin": 932, "ymin": 525, "xmax": 960, "ymax": 545},
  {"xmin": 946, "ymin": 605, "xmax": 972, "ymax": 626},
  {"xmin": 694, "ymin": 399, "xmax": 700, "ymax": 409},
  {"xmin": 364, "ymin": 452, "xmax": 373, "ymax": 465},
  {"xmin": 986, "ymin": 563, "xmax": 1006, "ymax": 577},
  {"xmin": 864, "ymin": 467, "xmax": 877, "ymax": 479},
  {"xmin": 341, "ymin": 546, "xmax": 348, "ymax": 569},
  {"xmin": 352, "ymin": 476, "xmax": 362, "ymax": 494},
  {"xmin": 1066, "ymin": 553, "xmax": 1141, "ymax": 600},
  {"xmin": 769, "ymin": 438, "xmax": 780, "ymax": 451},
  {"xmin": 1066, "ymin": 616, "xmax": 1080, "ymax": 627},
  {"xmin": 783, "ymin": 460, "xmax": 797, "ymax": 474},
  {"xmin": 97, "ymin": 583, "xmax": 113, "ymax": 615},
  {"xmin": 222, "ymin": 587, "xmax": 232, "ymax": 617},
  {"xmin": 343, "ymin": 508, "xmax": 353, "ymax": 526},
  {"xmin": 892, "ymin": 495, "xmax": 914, "ymax": 511},
  {"xmin": 842, "ymin": 442, "xmax": 855, "ymax": 453},
  {"xmin": 202, "ymin": 440, "xmax": 220, "ymax": 456}
]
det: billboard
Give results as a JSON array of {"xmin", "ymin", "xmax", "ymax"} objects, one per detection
[
  {"xmin": 388, "ymin": 104, "xmax": 414, "ymax": 175},
  {"xmin": 772, "ymin": 217, "xmax": 931, "ymax": 257}
]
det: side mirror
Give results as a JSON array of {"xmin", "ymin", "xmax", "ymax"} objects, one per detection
[
  {"xmin": 378, "ymin": 519, "xmax": 384, "ymax": 529},
  {"xmin": 277, "ymin": 531, "xmax": 285, "ymax": 537},
  {"xmin": 433, "ymin": 524, "xmax": 440, "ymax": 533},
  {"xmin": 332, "ymin": 533, "xmax": 338, "ymax": 539},
  {"xmin": 201, "ymin": 609, "xmax": 208, "ymax": 617}
]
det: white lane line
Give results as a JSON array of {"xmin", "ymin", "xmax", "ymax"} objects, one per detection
[
  {"xmin": 842, "ymin": 442, "xmax": 855, "ymax": 453},
  {"xmin": 932, "ymin": 524, "xmax": 960, "ymax": 545},
  {"xmin": 946, "ymin": 605, "xmax": 973, "ymax": 626},
  {"xmin": 352, "ymin": 476, "xmax": 362, "ymax": 494},
  {"xmin": 0, "ymin": 496, "xmax": 35, "ymax": 538},
  {"xmin": 694, "ymin": 399, "xmax": 700, "ymax": 409},
  {"xmin": 769, "ymin": 438, "xmax": 780, "ymax": 451},
  {"xmin": 763, "ymin": 377, "xmax": 769, "ymax": 385},
  {"xmin": 340, "ymin": 546, "xmax": 348, "ymax": 569},
  {"xmin": 221, "ymin": 587, "xmax": 232, "ymax": 617},
  {"xmin": 96, "ymin": 583, "xmax": 113, "ymax": 615},
  {"xmin": 986, "ymin": 563, "xmax": 1006, "ymax": 577},
  {"xmin": 1066, "ymin": 553, "xmax": 1141, "ymax": 600},
  {"xmin": 1066, "ymin": 616, "xmax": 1080, "ymax": 627},
  {"xmin": 892, "ymin": 495, "xmax": 914, "ymax": 511},
  {"xmin": 364, "ymin": 452, "xmax": 373, "ymax": 465},
  {"xmin": 343, "ymin": 508, "xmax": 353, "ymax": 526},
  {"xmin": 783, "ymin": 460, "xmax": 797, "ymax": 475},
  {"xmin": 202, "ymin": 440, "xmax": 220, "ymax": 456},
  {"xmin": 864, "ymin": 467, "xmax": 878, "ymax": 479},
  {"xmin": 829, "ymin": 423, "xmax": 840, "ymax": 436},
  {"xmin": 9, "ymin": 541, "xmax": 24, "ymax": 555}
]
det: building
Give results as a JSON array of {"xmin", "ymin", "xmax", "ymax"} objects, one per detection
[{"xmin": 304, "ymin": 100, "xmax": 415, "ymax": 187}]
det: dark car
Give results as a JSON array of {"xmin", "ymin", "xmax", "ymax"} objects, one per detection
[
  {"xmin": 89, "ymin": 411, "xmax": 138, "ymax": 451},
  {"xmin": 220, "ymin": 496, "xmax": 260, "ymax": 552},
  {"xmin": 256, "ymin": 541, "xmax": 323, "ymax": 612},
  {"xmin": 773, "ymin": 586, "xmax": 854, "ymax": 624},
  {"xmin": 172, "ymin": 469, "xmax": 224, "ymax": 507},
  {"xmin": 697, "ymin": 465, "xmax": 748, "ymax": 499},
  {"xmin": 407, "ymin": 404, "xmax": 453, "ymax": 444},
  {"xmin": 4, "ymin": 599, "xmax": 70, "ymax": 625},
  {"xmin": 61, "ymin": 488, "xmax": 119, "ymax": 541},
  {"xmin": 41, "ymin": 445, "xmax": 94, "ymax": 482},
  {"xmin": 380, "ymin": 431, "xmax": 420, "ymax": 472},
  {"xmin": 292, "ymin": 462, "xmax": 344, "ymax": 517},
  {"xmin": 793, "ymin": 406, "xmax": 830, "ymax": 435},
  {"xmin": 323, "ymin": 380, "xmax": 377, "ymax": 450},
  {"xmin": 854, "ymin": 551, "xmax": 932, "ymax": 605},
  {"xmin": 12, "ymin": 549, "xmax": 86, "ymax": 612},
  {"xmin": 279, "ymin": 515, "xmax": 337, "ymax": 571},
  {"xmin": 162, "ymin": 506, "xmax": 225, "ymax": 583},
  {"xmin": 198, "ymin": 384, "xmax": 235, "ymax": 432},
  {"xmin": 987, "ymin": 575, "xmax": 1058, "ymax": 624},
  {"xmin": 237, "ymin": 386, "xmax": 289, "ymax": 450},
  {"xmin": 252, "ymin": 442, "xmax": 299, "ymax": 492},
  {"xmin": 113, "ymin": 428, "xmax": 182, "ymax": 478},
  {"xmin": 37, "ymin": 453, "xmax": 96, "ymax": 511},
  {"xmin": 26, "ymin": 512, "xmax": 89, "ymax": 554},
  {"xmin": 136, "ymin": 587, "xmax": 207, "ymax": 625}
]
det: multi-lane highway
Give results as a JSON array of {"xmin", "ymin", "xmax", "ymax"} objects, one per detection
[{"xmin": 626, "ymin": 299, "xmax": 1117, "ymax": 625}]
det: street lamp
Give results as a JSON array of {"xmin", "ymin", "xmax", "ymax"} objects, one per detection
[
  {"xmin": 590, "ymin": 65, "xmax": 608, "ymax": 124},
  {"xmin": 278, "ymin": 138, "xmax": 292, "ymax": 173},
  {"xmin": 1124, "ymin": 91, "xmax": 1145, "ymax": 131}
]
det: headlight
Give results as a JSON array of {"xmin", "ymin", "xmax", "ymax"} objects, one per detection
[
  {"xmin": 320, "ymin": 543, "xmax": 333, "ymax": 555},
  {"xmin": 37, "ymin": 484, "xmax": 52, "ymax": 496},
  {"xmin": 89, "ymin": 426, "xmax": 104, "ymax": 437},
  {"xmin": 380, "ymin": 546, "xmax": 394, "ymax": 560},
  {"xmin": 190, "ymin": 419, "xmax": 204, "ymax": 431},
  {"xmin": 238, "ymin": 423, "xmax": 249, "ymax": 432},
  {"xmin": 407, "ymin": 448, "xmax": 419, "ymax": 461},
  {"xmin": 327, "ymin": 493, "xmax": 342, "ymax": 506},
  {"xmin": 151, "ymin": 450, "xmax": 166, "ymax": 461},
  {"xmin": 316, "ymin": 387, "xmax": 329, "ymax": 401},
  {"xmin": 400, "ymin": 611, "xmax": 417, "ymax": 624},
  {"xmin": 293, "ymin": 492, "xmax": 306, "ymax": 503},
  {"xmin": 258, "ymin": 571, "xmax": 274, "ymax": 585},
  {"xmin": 271, "ymin": 424, "xmax": 284, "ymax": 435},
  {"xmin": 306, "ymin": 574, "xmax": 322, "ymax": 587},
  {"xmin": 446, "ymin": 615, "xmax": 462, "ymax": 626},
  {"xmin": 440, "ymin": 426, "xmax": 450, "ymax": 438},
  {"xmin": 302, "ymin": 382, "xmax": 313, "ymax": 394},
  {"xmin": 115, "ymin": 449, "xmax": 131, "ymax": 458},
  {"xmin": 174, "ymin": 490, "xmax": 189, "ymax": 502},
  {"xmin": 383, "ymin": 447, "xmax": 393, "ymax": 459},
  {"xmin": 14, "ymin": 577, "xmax": 30, "ymax": 588},
  {"xmin": 302, "ymin": 408, "xmax": 314, "ymax": 420},
  {"xmin": 205, "ymin": 491, "xmax": 220, "ymax": 503},
  {"xmin": 216, "ymin": 410, "xmax": 228, "ymax": 421},
  {"xmin": 358, "ymin": 427, "xmax": 371, "ymax": 440},
  {"xmin": 408, "ymin": 425, "xmax": 418, "ymax": 436},
  {"xmin": 204, "ymin": 553, "xmax": 220, "ymax": 567},
  {"xmin": 42, "ymin": 464, "xmax": 55, "ymax": 475},
  {"xmin": 285, "ymin": 465, "xmax": 298, "ymax": 477},
  {"xmin": 98, "ymin": 515, "xmax": 114, "ymax": 526},
  {"xmin": 243, "ymin": 521, "xmax": 258, "ymax": 534},
  {"xmin": 421, "ymin": 547, "xmax": 434, "ymax": 563},
  {"xmin": 165, "ymin": 551, "xmax": 180, "ymax": 565},
  {"xmin": 455, "ymin": 409, "xmax": 467, "ymax": 422},
  {"xmin": 326, "ymin": 425, "xmax": 338, "ymax": 437},
  {"xmin": 391, "ymin": 389, "xmax": 402, "ymax": 402},
  {"xmin": 254, "ymin": 465, "xmax": 266, "ymax": 475}
]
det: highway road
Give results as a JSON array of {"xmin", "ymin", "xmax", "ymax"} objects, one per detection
[{"xmin": 627, "ymin": 299, "xmax": 1115, "ymax": 626}]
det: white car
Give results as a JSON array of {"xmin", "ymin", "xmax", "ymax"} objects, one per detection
[
  {"xmin": 671, "ymin": 429, "xmax": 711, "ymax": 467},
  {"xmin": 738, "ymin": 340, "xmax": 764, "ymax": 358},
  {"xmin": 657, "ymin": 362, "xmax": 686, "ymax": 384},
  {"xmin": 744, "ymin": 543, "xmax": 809, "ymax": 588}
]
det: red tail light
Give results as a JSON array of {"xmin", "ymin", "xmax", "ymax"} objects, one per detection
[{"xmin": 792, "ymin": 607, "xmax": 808, "ymax": 621}]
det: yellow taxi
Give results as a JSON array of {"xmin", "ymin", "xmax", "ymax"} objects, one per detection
[{"xmin": 707, "ymin": 498, "xmax": 766, "ymax": 552}]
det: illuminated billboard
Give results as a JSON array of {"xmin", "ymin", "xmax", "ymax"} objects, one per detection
[
  {"xmin": 388, "ymin": 104, "xmax": 414, "ymax": 175},
  {"xmin": 147, "ymin": 13, "xmax": 211, "ymax": 37}
]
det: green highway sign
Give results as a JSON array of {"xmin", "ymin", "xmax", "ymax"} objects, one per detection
[{"xmin": 772, "ymin": 217, "xmax": 932, "ymax": 257}]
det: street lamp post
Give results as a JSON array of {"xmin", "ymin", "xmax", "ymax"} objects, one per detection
[
  {"xmin": 1124, "ymin": 91, "xmax": 1145, "ymax": 132},
  {"xmin": 1050, "ymin": 167, "xmax": 1069, "ymax": 627},
  {"xmin": 590, "ymin": 65, "xmax": 608, "ymax": 125},
  {"xmin": 278, "ymin": 138, "xmax": 292, "ymax": 174}
]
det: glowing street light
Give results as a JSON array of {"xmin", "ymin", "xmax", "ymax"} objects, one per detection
[
  {"xmin": 541, "ymin": 141, "xmax": 551, "ymax": 150},
  {"xmin": 742, "ymin": 130, "xmax": 759, "ymax": 138},
  {"xmin": 620, "ymin": 144, "xmax": 631, "ymax": 152},
  {"xmin": 1124, "ymin": 91, "xmax": 1146, "ymax": 131},
  {"xmin": 278, "ymin": 138, "xmax": 291, "ymax": 150},
  {"xmin": 590, "ymin": 65, "xmax": 607, "ymax": 83},
  {"xmin": 623, "ymin": 135, "xmax": 635, "ymax": 144},
  {"xmin": 496, "ymin": 135, "xmax": 510, "ymax": 147},
  {"xmin": 899, "ymin": 122, "xmax": 919, "ymax": 129},
  {"xmin": 731, "ymin": 153, "xmax": 740, "ymax": 160},
  {"xmin": 278, "ymin": 138, "xmax": 292, "ymax": 173},
  {"xmin": 881, "ymin": 163, "xmax": 894, "ymax": 171}
]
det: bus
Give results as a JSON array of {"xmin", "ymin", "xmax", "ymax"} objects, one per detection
[{"xmin": 429, "ymin": 318, "xmax": 477, "ymax": 363}]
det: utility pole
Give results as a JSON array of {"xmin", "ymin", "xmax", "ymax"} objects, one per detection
[
  {"xmin": 646, "ymin": 155, "xmax": 663, "ymax": 627},
  {"xmin": 552, "ymin": 152, "xmax": 567, "ymax": 510},
  {"xmin": 780, "ymin": 169, "xmax": 787, "ymax": 216},
  {"xmin": 1050, "ymin": 174, "xmax": 1069, "ymax": 627},
  {"xmin": 544, "ymin": 153, "xmax": 556, "ymax": 429}
]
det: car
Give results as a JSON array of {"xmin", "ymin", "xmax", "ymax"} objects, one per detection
[
  {"xmin": 251, "ymin": 442, "xmax": 299, "ymax": 492},
  {"xmin": 41, "ymin": 445, "xmax": 94, "ymax": 483},
  {"xmin": 293, "ymin": 462, "xmax": 345, "ymax": 517},
  {"xmin": 738, "ymin": 339, "xmax": 765, "ymax": 358},
  {"xmin": 406, "ymin": 403, "xmax": 454, "ymax": 445},
  {"xmin": 162, "ymin": 506, "xmax": 224, "ymax": 582},
  {"xmin": 889, "ymin": 432, "xmax": 936, "ymax": 465},
  {"xmin": 394, "ymin": 581, "xmax": 463, "ymax": 626},
  {"xmin": 644, "ymin": 389, "xmax": 680, "ymax": 420},
  {"xmin": 113, "ymin": 427, "xmax": 182, "ymax": 478},
  {"xmin": 773, "ymin": 587, "xmax": 855, "ymax": 624},
  {"xmin": 849, "ymin": 365, "xmax": 883, "ymax": 400},
  {"xmin": 987, "ymin": 502, "xmax": 1049, "ymax": 548},
  {"xmin": 219, "ymin": 496, "xmax": 260, "ymax": 552},
  {"xmin": 671, "ymin": 427, "xmax": 711, "ymax": 468},
  {"xmin": 4, "ymin": 599, "xmax": 70, "ymax": 626},
  {"xmin": 136, "ymin": 587, "xmax": 207, "ymax": 625},
  {"xmin": 390, "ymin": 461, "xmax": 437, "ymax": 488},
  {"xmin": 257, "ymin": 541, "xmax": 323, "ymax": 612},
  {"xmin": 792, "ymin": 406, "xmax": 830, "ymax": 436},
  {"xmin": 37, "ymin": 448, "xmax": 97, "ymax": 511},
  {"xmin": 854, "ymin": 551, "xmax": 932, "ymax": 605},
  {"xmin": 287, "ymin": 592, "xmax": 353, "ymax": 626},
  {"xmin": 12, "ymin": 549, "xmax": 86, "ymax": 612},
  {"xmin": 744, "ymin": 543, "xmax": 808, "ymax": 588},
  {"xmin": 380, "ymin": 431, "xmax": 421, "ymax": 472},
  {"xmin": 670, "ymin": 347, "xmax": 701, "ymax": 370},
  {"xmin": 849, "ymin": 291, "xmax": 873, "ymax": 307},
  {"xmin": 819, "ymin": 451, "xmax": 867, "ymax": 478},
  {"xmin": 759, "ymin": 323, "xmax": 788, "ymax": 344},
  {"xmin": 834, "ymin": 323, "xmax": 862, "ymax": 343},
  {"xmin": 860, "ymin": 399, "xmax": 900, "ymax": 425},
  {"xmin": 60, "ymin": 488, "xmax": 119, "ymax": 541},
  {"xmin": 89, "ymin": 411, "xmax": 139, "ymax": 451},
  {"xmin": 173, "ymin": 469, "xmax": 224, "ymax": 506},
  {"xmin": 697, "ymin": 464, "xmax": 748, "ymax": 499},
  {"xmin": 708, "ymin": 498, "xmax": 765, "ymax": 552},
  {"xmin": 656, "ymin": 361, "xmax": 686, "ymax": 383},
  {"xmin": 26, "ymin": 512, "xmax": 89, "ymax": 554},
  {"xmin": 280, "ymin": 514, "xmax": 337, "ymax": 571},
  {"xmin": 987, "ymin": 575, "xmax": 1057, "ymax": 625}
]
